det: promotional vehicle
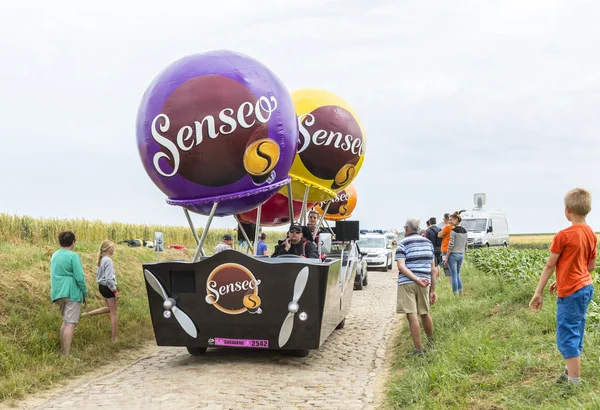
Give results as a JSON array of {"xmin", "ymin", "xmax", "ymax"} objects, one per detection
[
  {"xmin": 136, "ymin": 50, "xmax": 367, "ymax": 358},
  {"xmin": 357, "ymin": 233, "xmax": 393, "ymax": 271}
]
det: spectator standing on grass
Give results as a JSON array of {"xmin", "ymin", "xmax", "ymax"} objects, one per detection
[
  {"xmin": 530, "ymin": 188, "xmax": 596, "ymax": 387},
  {"xmin": 444, "ymin": 212, "xmax": 468, "ymax": 295},
  {"xmin": 214, "ymin": 234, "xmax": 234, "ymax": 254},
  {"xmin": 82, "ymin": 240, "xmax": 119, "ymax": 341},
  {"xmin": 395, "ymin": 218, "xmax": 438, "ymax": 358},
  {"xmin": 50, "ymin": 231, "xmax": 88, "ymax": 357},
  {"xmin": 437, "ymin": 213, "xmax": 453, "ymax": 283},
  {"xmin": 425, "ymin": 217, "xmax": 442, "ymax": 277},
  {"xmin": 422, "ymin": 220, "xmax": 431, "ymax": 237},
  {"xmin": 257, "ymin": 232, "xmax": 269, "ymax": 256}
]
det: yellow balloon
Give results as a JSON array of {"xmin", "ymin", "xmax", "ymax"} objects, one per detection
[{"xmin": 282, "ymin": 89, "xmax": 366, "ymax": 203}]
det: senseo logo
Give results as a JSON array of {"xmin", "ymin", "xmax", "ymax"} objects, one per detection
[
  {"xmin": 323, "ymin": 189, "xmax": 352, "ymax": 216},
  {"xmin": 149, "ymin": 75, "xmax": 280, "ymax": 187},
  {"xmin": 295, "ymin": 105, "xmax": 364, "ymax": 189},
  {"xmin": 205, "ymin": 263, "xmax": 263, "ymax": 315}
]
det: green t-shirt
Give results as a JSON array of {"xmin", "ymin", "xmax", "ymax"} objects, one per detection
[{"xmin": 50, "ymin": 248, "xmax": 89, "ymax": 302}]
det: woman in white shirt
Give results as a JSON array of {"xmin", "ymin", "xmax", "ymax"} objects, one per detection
[{"xmin": 82, "ymin": 240, "xmax": 119, "ymax": 341}]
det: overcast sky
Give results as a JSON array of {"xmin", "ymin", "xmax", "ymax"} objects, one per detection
[{"xmin": 1, "ymin": 0, "xmax": 599, "ymax": 234}]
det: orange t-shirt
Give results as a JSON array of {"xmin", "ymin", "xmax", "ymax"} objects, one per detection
[
  {"xmin": 440, "ymin": 224, "xmax": 454, "ymax": 253},
  {"xmin": 550, "ymin": 224, "xmax": 597, "ymax": 298}
]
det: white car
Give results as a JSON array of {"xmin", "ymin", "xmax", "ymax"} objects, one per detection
[
  {"xmin": 357, "ymin": 234, "xmax": 393, "ymax": 271},
  {"xmin": 384, "ymin": 232, "xmax": 398, "ymax": 247}
]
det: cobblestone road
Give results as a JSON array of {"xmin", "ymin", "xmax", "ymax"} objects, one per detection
[{"xmin": 28, "ymin": 269, "xmax": 401, "ymax": 410}]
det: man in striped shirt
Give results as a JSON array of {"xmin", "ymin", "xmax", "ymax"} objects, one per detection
[{"xmin": 395, "ymin": 218, "xmax": 438, "ymax": 358}]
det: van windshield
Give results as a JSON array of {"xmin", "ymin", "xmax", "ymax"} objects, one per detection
[{"xmin": 461, "ymin": 218, "xmax": 487, "ymax": 232}]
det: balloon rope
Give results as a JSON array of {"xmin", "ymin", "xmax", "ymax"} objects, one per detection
[
  {"xmin": 183, "ymin": 209, "xmax": 200, "ymax": 245},
  {"xmin": 254, "ymin": 205, "xmax": 262, "ymax": 256},
  {"xmin": 316, "ymin": 201, "xmax": 331, "ymax": 232},
  {"xmin": 233, "ymin": 215, "xmax": 254, "ymax": 254},
  {"xmin": 300, "ymin": 186, "xmax": 310, "ymax": 225},
  {"xmin": 193, "ymin": 202, "xmax": 219, "ymax": 262},
  {"xmin": 286, "ymin": 182, "xmax": 294, "ymax": 223}
]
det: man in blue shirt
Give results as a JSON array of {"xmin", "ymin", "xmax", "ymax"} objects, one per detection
[
  {"xmin": 395, "ymin": 218, "xmax": 438, "ymax": 358},
  {"xmin": 257, "ymin": 233, "xmax": 268, "ymax": 256}
]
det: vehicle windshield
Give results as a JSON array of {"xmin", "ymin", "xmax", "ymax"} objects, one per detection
[
  {"xmin": 357, "ymin": 237, "xmax": 386, "ymax": 248},
  {"xmin": 461, "ymin": 218, "xmax": 487, "ymax": 232}
]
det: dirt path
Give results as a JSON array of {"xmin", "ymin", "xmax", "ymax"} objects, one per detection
[{"xmin": 14, "ymin": 269, "xmax": 401, "ymax": 410}]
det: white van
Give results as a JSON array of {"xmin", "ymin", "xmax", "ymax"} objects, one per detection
[{"xmin": 460, "ymin": 210, "xmax": 510, "ymax": 248}]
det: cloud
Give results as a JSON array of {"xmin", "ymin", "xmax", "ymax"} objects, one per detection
[{"xmin": 0, "ymin": 0, "xmax": 599, "ymax": 235}]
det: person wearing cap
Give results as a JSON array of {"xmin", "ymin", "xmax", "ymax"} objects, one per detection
[
  {"xmin": 272, "ymin": 223, "xmax": 319, "ymax": 259},
  {"xmin": 214, "ymin": 234, "xmax": 234, "ymax": 254}
]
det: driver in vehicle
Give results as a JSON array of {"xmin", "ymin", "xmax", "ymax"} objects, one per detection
[{"xmin": 272, "ymin": 223, "xmax": 319, "ymax": 259}]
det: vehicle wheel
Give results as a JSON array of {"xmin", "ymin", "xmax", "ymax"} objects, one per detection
[
  {"xmin": 355, "ymin": 277, "xmax": 363, "ymax": 290},
  {"xmin": 387, "ymin": 257, "xmax": 393, "ymax": 270},
  {"xmin": 186, "ymin": 346, "xmax": 207, "ymax": 356},
  {"xmin": 503, "ymin": 242, "xmax": 508, "ymax": 247},
  {"xmin": 362, "ymin": 274, "xmax": 368, "ymax": 286},
  {"xmin": 485, "ymin": 243, "xmax": 490, "ymax": 248},
  {"xmin": 336, "ymin": 318, "xmax": 346, "ymax": 329}
]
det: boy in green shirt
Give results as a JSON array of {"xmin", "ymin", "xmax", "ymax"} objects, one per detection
[{"xmin": 50, "ymin": 231, "xmax": 88, "ymax": 356}]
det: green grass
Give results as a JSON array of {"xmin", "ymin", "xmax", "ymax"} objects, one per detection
[
  {"xmin": 386, "ymin": 263, "xmax": 600, "ymax": 409},
  {"xmin": 0, "ymin": 236, "xmax": 286, "ymax": 403}
]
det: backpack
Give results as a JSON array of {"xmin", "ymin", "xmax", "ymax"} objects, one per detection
[{"xmin": 428, "ymin": 226, "xmax": 442, "ymax": 251}]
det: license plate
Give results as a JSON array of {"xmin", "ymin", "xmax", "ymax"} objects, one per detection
[
  {"xmin": 214, "ymin": 338, "xmax": 269, "ymax": 348},
  {"xmin": 366, "ymin": 259, "xmax": 373, "ymax": 263}
]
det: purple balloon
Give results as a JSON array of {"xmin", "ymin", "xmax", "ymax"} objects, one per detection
[{"xmin": 136, "ymin": 50, "xmax": 298, "ymax": 216}]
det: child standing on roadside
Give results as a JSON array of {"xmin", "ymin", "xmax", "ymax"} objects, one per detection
[
  {"xmin": 83, "ymin": 240, "xmax": 119, "ymax": 341},
  {"xmin": 529, "ymin": 188, "xmax": 596, "ymax": 386}
]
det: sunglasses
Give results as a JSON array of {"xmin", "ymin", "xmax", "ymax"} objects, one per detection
[{"xmin": 289, "ymin": 229, "xmax": 302, "ymax": 234}]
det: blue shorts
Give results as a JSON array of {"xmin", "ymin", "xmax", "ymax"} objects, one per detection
[{"xmin": 556, "ymin": 284, "xmax": 594, "ymax": 359}]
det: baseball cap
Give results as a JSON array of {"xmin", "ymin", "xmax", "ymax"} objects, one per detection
[
  {"xmin": 223, "ymin": 234, "xmax": 233, "ymax": 241},
  {"xmin": 288, "ymin": 223, "xmax": 303, "ymax": 233}
]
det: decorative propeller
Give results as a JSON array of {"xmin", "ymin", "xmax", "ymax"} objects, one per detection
[
  {"xmin": 144, "ymin": 269, "xmax": 198, "ymax": 339},
  {"xmin": 278, "ymin": 267, "xmax": 309, "ymax": 348}
]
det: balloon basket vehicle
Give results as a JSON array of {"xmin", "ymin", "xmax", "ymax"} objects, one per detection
[{"xmin": 142, "ymin": 250, "xmax": 354, "ymax": 357}]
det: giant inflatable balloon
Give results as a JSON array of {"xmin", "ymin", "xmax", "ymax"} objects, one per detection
[
  {"xmin": 314, "ymin": 183, "xmax": 357, "ymax": 221},
  {"xmin": 282, "ymin": 89, "xmax": 366, "ymax": 203},
  {"xmin": 236, "ymin": 193, "xmax": 316, "ymax": 227},
  {"xmin": 136, "ymin": 50, "xmax": 298, "ymax": 216}
]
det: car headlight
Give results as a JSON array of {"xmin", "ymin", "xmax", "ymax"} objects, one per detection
[
  {"xmin": 377, "ymin": 252, "xmax": 387, "ymax": 257},
  {"xmin": 475, "ymin": 238, "xmax": 482, "ymax": 243}
]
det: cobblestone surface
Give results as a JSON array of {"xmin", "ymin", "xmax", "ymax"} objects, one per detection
[{"xmin": 28, "ymin": 269, "xmax": 400, "ymax": 410}]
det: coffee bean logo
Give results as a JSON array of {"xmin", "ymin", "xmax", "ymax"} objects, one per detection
[
  {"xmin": 339, "ymin": 204, "xmax": 349, "ymax": 216},
  {"xmin": 242, "ymin": 294, "xmax": 262, "ymax": 313},
  {"xmin": 296, "ymin": 105, "xmax": 364, "ymax": 183},
  {"xmin": 332, "ymin": 162, "xmax": 357, "ymax": 190},
  {"xmin": 243, "ymin": 129, "xmax": 281, "ymax": 185},
  {"xmin": 152, "ymin": 75, "xmax": 280, "ymax": 187}
]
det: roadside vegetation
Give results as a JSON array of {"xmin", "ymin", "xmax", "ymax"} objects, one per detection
[
  {"xmin": 387, "ymin": 246, "xmax": 600, "ymax": 409},
  {"xmin": 0, "ymin": 215, "xmax": 284, "ymax": 403}
]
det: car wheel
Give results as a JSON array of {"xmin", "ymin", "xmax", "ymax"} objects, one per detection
[
  {"xmin": 289, "ymin": 349, "xmax": 310, "ymax": 358},
  {"xmin": 336, "ymin": 318, "xmax": 346, "ymax": 329},
  {"xmin": 362, "ymin": 273, "xmax": 368, "ymax": 286},
  {"xmin": 186, "ymin": 346, "xmax": 207, "ymax": 356},
  {"xmin": 387, "ymin": 256, "xmax": 393, "ymax": 270},
  {"xmin": 503, "ymin": 241, "xmax": 508, "ymax": 247},
  {"xmin": 355, "ymin": 276, "xmax": 363, "ymax": 290},
  {"xmin": 485, "ymin": 243, "xmax": 490, "ymax": 248}
]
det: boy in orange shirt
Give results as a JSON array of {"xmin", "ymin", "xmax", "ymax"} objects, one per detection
[{"xmin": 530, "ymin": 188, "xmax": 597, "ymax": 386}]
